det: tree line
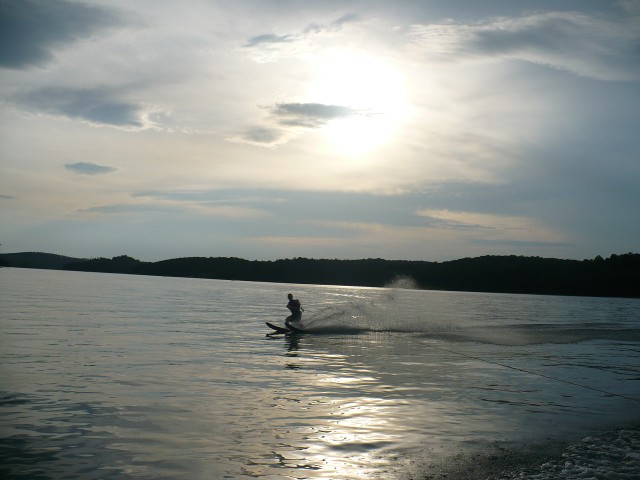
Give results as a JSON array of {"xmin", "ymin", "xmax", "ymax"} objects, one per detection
[
  {"xmin": 60, "ymin": 253, "xmax": 639, "ymax": 297},
  {"xmin": 2, "ymin": 251, "xmax": 637, "ymax": 297}
]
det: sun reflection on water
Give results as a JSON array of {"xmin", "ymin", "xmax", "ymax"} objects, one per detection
[
  {"xmin": 252, "ymin": 397, "xmax": 403, "ymax": 478},
  {"xmin": 244, "ymin": 337, "xmax": 420, "ymax": 479}
]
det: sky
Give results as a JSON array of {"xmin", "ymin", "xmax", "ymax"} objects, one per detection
[{"xmin": 1, "ymin": 0, "xmax": 639, "ymax": 262}]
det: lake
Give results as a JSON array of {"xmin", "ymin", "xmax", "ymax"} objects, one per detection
[{"xmin": 1, "ymin": 267, "xmax": 639, "ymax": 479}]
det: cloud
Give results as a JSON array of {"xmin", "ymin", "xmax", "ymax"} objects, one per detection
[
  {"xmin": 302, "ymin": 13, "xmax": 361, "ymax": 34},
  {"xmin": 0, "ymin": 0, "xmax": 123, "ymax": 69},
  {"xmin": 331, "ymin": 13, "xmax": 360, "ymax": 28},
  {"xmin": 82, "ymin": 189, "xmax": 274, "ymax": 218},
  {"xmin": 416, "ymin": 209, "xmax": 567, "ymax": 247},
  {"xmin": 410, "ymin": 11, "xmax": 640, "ymax": 80},
  {"xmin": 417, "ymin": 209, "xmax": 526, "ymax": 230},
  {"xmin": 229, "ymin": 126, "xmax": 286, "ymax": 147},
  {"xmin": 620, "ymin": 0, "xmax": 640, "ymax": 17},
  {"xmin": 244, "ymin": 33, "xmax": 295, "ymax": 48},
  {"xmin": 245, "ymin": 13, "xmax": 360, "ymax": 47},
  {"xmin": 65, "ymin": 162, "xmax": 117, "ymax": 176},
  {"xmin": 231, "ymin": 102, "xmax": 361, "ymax": 146},
  {"xmin": 80, "ymin": 202, "xmax": 269, "ymax": 219},
  {"xmin": 243, "ymin": 13, "xmax": 360, "ymax": 62},
  {"xmin": 132, "ymin": 189, "xmax": 286, "ymax": 205},
  {"xmin": 228, "ymin": 126, "xmax": 289, "ymax": 147},
  {"xmin": 0, "ymin": 194, "xmax": 16, "ymax": 200},
  {"xmin": 469, "ymin": 239, "xmax": 570, "ymax": 248},
  {"xmin": 414, "ymin": 213, "xmax": 493, "ymax": 231},
  {"xmin": 12, "ymin": 86, "xmax": 162, "ymax": 130},
  {"xmin": 270, "ymin": 102, "xmax": 361, "ymax": 127},
  {"xmin": 80, "ymin": 204, "xmax": 164, "ymax": 214}
]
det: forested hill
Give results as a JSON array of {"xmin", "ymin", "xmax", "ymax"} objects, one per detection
[
  {"xmin": 2, "ymin": 251, "xmax": 637, "ymax": 298},
  {"xmin": 0, "ymin": 252, "xmax": 86, "ymax": 269}
]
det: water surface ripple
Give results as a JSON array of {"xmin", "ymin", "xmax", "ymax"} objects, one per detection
[{"xmin": 1, "ymin": 268, "xmax": 639, "ymax": 479}]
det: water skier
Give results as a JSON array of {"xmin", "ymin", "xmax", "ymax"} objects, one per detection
[{"xmin": 285, "ymin": 293, "xmax": 303, "ymax": 327}]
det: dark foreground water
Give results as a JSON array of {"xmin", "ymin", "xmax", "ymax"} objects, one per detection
[{"xmin": 1, "ymin": 268, "xmax": 639, "ymax": 479}]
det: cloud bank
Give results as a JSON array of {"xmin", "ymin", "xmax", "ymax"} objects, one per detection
[{"xmin": 410, "ymin": 11, "xmax": 640, "ymax": 80}]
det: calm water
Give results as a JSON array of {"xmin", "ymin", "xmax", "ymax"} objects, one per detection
[{"xmin": 1, "ymin": 268, "xmax": 639, "ymax": 479}]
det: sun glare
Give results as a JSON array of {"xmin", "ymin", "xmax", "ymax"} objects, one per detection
[{"xmin": 309, "ymin": 51, "xmax": 409, "ymax": 156}]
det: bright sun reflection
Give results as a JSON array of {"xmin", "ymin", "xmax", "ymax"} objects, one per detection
[{"xmin": 309, "ymin": 51, "xmax": 409, "ymax": 156}]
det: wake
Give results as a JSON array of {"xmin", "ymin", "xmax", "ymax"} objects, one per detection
[
  {"xmin": 297, "ymin": 278, "xmax": 640, "ymax": 346},
  {"xmin": 300, "ymin": 278, "xmax": 453, "ymax": 335}
]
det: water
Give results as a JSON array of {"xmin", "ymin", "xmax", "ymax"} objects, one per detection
[{"xmin": 1, "ymin": 268, "xmax": 639, "ymax": 479}]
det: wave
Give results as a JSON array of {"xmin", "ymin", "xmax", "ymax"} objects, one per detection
[{"xmin": 408, "ymin": 425, "xmax": 640, "ymax": 480}]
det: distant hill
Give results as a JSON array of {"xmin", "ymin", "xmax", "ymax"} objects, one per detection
[
  {"xmin": 0, "ymin": 252, "xmax": 88, "ymax": 270},
  {"xmin": 3, "ymin": 251, "xmax": 639, "ymax": 298}
]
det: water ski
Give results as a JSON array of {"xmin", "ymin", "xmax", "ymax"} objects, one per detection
[
  {"xmin": 266, "ymin": 321, "xmax": 306, "ymax": 334},
  {"xmin": 266, "ymin": 322, "xmax": 291, "ymax": 334}
]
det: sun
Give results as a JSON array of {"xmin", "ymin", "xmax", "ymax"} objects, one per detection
[{"xmin": 308, "ymin": 51, "xmax": 409, "ymax": 156}]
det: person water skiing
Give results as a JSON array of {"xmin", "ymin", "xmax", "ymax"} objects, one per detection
[{"xmin": 285, "ymin": 293, "xmax": 303, "ymax": 326}]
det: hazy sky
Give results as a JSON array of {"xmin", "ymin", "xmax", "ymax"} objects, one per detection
[{"xmin": 1, "ymin": 0, "xmax": 639, "ymax": 261}]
